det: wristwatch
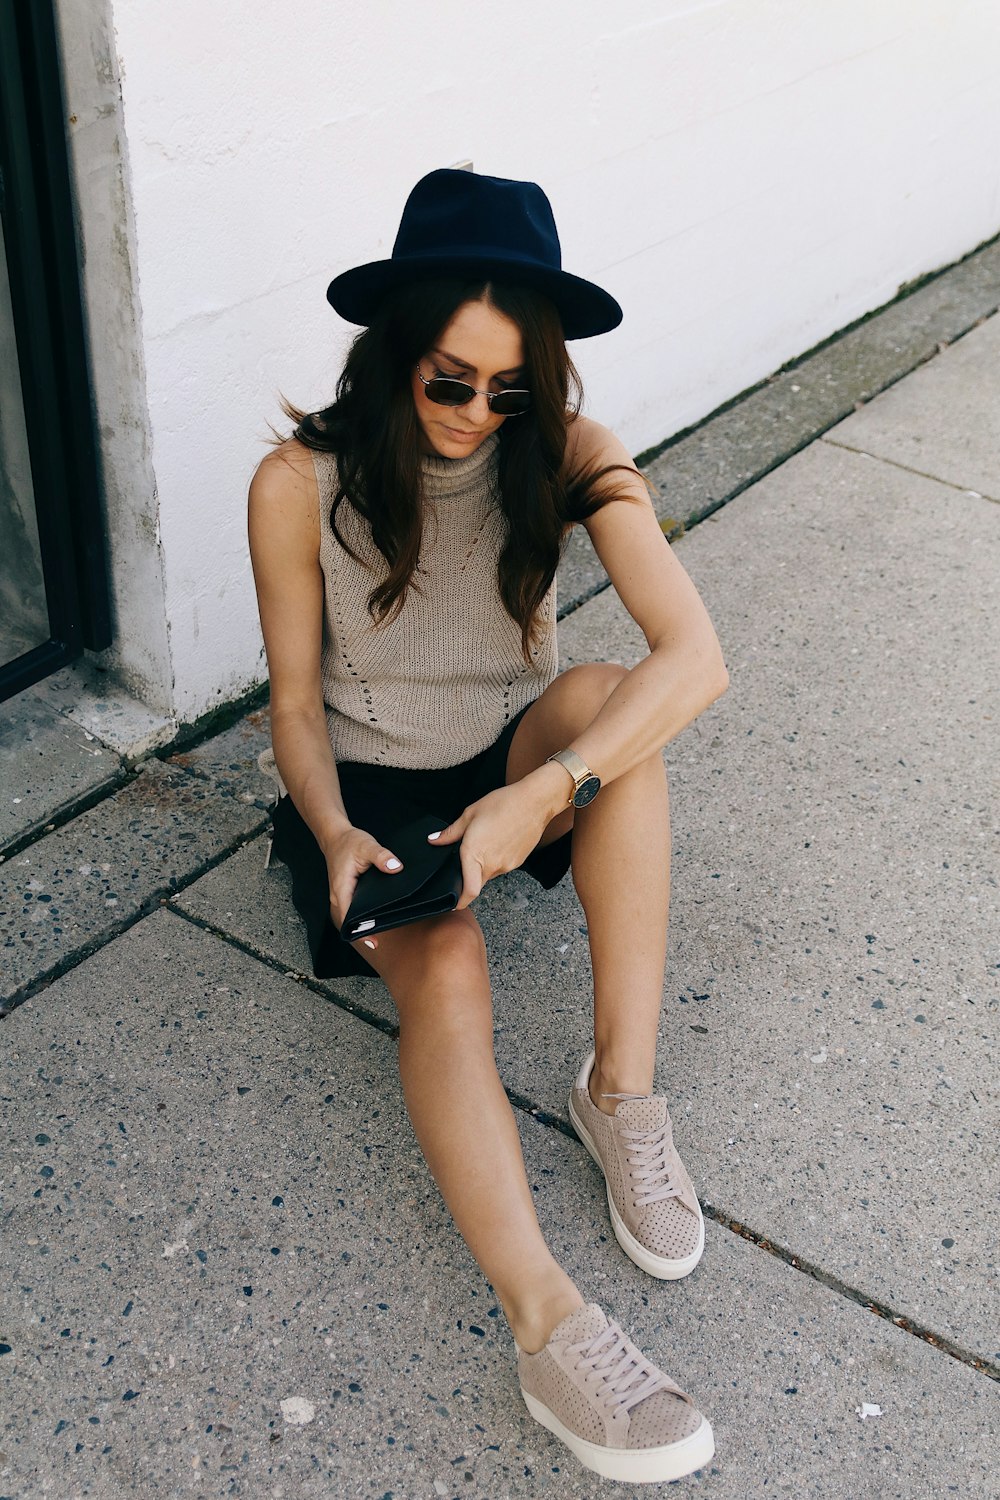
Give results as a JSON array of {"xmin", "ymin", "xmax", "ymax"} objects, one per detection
[{"xmin": 546, "ymin": 748, "xmax": 602, "ymax": 808}]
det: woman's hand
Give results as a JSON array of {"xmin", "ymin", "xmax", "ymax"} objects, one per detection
[
  {"xmin": 428, "ymin": 782, "xmax": 554, "ymax": 909},
  {"xmin": 322, "ymin": 824, "xmax": 403, "ymax": 950}
]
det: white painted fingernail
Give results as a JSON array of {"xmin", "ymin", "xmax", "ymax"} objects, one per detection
[
  {"xmin": 363, "ymin": 939, "xmax": 376, "ymax": 950},
  {"xmin": 427, "ymin": 831, "xmax": 441, "ymax": 841},
  {"xmin": 386, "ymin": 857, "xmax": 402, "ymax": 870}
]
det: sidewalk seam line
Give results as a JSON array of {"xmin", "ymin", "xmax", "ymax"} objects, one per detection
[
  {"xmin": 820, "ymin": 437, "xmax": 1000, "ymax": 503},
  {"xmin": 537, "ymin": 1109, "xmax": 1000, "ymax": 1385},
  {"xmin": 0, "ymin": 815, "xmax": 273, "ymax": 1016},
  {"xmin": 559, "ymin": 315, "xmax": 1000, "ymax": 625},
  {"xmin": 0, "ymin": 770, "xmax": 133, "ymax": 865},
  {"xmin": 694, "ymin": 1207, "xmax": 999, "ymax": 1384},
  {"xmin": 164, "ymin": 902, "xmax": 401, "ymax": 1039}
]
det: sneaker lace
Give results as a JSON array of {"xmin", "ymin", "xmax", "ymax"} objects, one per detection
[
  {"xmin": 603, "ymin": 1091, "xmax": 681, "ymax": 1208},
  {"xmin": 565, "ymin": 1319, "xmax": 680, "ymax": 1417}
]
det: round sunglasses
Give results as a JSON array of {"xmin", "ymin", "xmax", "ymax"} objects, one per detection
[{"xmin": 416, "ymin": 366, "xmax": 530, "ymax": 416}]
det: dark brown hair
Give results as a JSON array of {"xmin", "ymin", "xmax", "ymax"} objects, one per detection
[{"xmin": 285, "ymin": 278, "xmax": 636, "ymax": 657}]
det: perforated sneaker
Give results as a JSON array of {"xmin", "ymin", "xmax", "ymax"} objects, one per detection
[
  {"xmin": 568, "ymin": 1051, "xmax": 704, "ymax": 1279},
  {"xmin": 518, "ymin": 1303, "xmax": 714, "ymax": 1483}
]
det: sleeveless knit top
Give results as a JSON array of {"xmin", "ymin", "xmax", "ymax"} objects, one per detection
[{"xmin": 298, "ymin": 430, "xmax": 557, "ymax": 773}]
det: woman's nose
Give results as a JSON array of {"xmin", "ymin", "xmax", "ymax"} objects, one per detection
[{"xmin": 459, "ymin": 390, "xmax": 493, "ymax": 422}]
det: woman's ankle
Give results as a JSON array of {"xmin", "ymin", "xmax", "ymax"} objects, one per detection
[
  {"xmin": 503, "ymin": 1268, "xmax": 585, "ymax": 1354},
  {"xmin": 589, "ymin": 1053, "xmax": 655, "ymax": 1115}
]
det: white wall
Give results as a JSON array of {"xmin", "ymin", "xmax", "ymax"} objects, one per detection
[{"xmin": 100, "ymin": 0, "xmax": 1000, "ymax": 722}]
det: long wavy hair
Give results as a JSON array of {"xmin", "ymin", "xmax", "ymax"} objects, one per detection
[{"xmin": 285, "ymin": 278, "xmax": 636, "ymax": 658}]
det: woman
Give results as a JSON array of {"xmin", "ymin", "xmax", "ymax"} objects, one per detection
[{"xmin": 249, "ymin": 169, "xmax": 728, "ymax": 1484}]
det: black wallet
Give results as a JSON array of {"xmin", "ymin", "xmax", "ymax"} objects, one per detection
[{"xmin": 340, "ymin": 812, "xmax": 464, "ymax": 941}]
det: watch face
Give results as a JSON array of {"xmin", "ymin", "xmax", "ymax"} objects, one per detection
[{"xmin": 572, "ymin": 775, "xmax": 601, "ymax": 808}]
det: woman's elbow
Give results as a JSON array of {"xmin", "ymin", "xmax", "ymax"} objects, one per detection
[
  {"xmin": 698, "ymin": 645, "xmax": 729, "ymax": 711},
  {"xmin": 710, "ymin": 655, "xmax": 730, "ymax": 703}
]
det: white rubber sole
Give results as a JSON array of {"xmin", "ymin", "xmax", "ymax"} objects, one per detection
[
  {"xmin": 522, "ymin": 1389, "xmax": 715, "ymax": 1483},
  {"xmin": 568, "ymin": 1058, "xmax": 705, "ymax": 1281}
]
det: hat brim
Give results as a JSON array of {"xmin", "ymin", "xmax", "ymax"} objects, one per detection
[{"xmin": 326, "ymin": 254, "xmax": 622, "ymax": 340}]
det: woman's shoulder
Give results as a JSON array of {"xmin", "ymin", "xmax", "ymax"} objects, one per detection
[
  {"xmin": 251, "ymin": 437, "xmax": 321, "ymax": 500},
  {"xmin": 248, "ymin": 439, "xmax": 322, "ymax": 558},
  {"xmin": 561, "ymin": 415, "xmax": 654, "ymax": 542},
  {"xmin": 564, "ymin": 413, "xmax": 639, "ymax": 477}
]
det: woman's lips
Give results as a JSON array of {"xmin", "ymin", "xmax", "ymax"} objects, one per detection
[{"xmin": 441, "ymin": 424, "xmax": 480, "ymax": 441}]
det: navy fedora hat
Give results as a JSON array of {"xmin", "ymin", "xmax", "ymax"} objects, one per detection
[{"xmin": 326, "ymin": 169, "xmax": 622, "ymax": 340}]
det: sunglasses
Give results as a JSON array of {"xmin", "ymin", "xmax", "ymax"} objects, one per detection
[{"xmin": 416, "ymin": 366, "xmax": 530, "ymax": 416}]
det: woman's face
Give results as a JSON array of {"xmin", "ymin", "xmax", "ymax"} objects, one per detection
[{"xmin": 411, "ymin": 297, "xmax": 526, "ymax": 458}]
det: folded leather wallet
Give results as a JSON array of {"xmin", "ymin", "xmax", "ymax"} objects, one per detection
[{"xmin": 340, "ymin": 812, "xmax": 464, "ymax": 942}]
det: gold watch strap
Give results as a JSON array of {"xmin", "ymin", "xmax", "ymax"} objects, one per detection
[{"xmin": 546, "ymin": 748, "xmax": 594, "ymax": 801}]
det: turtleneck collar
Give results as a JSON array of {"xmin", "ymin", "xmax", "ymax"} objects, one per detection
[{"xmin": 420, "ymin": 430, "xmax": 499, "ymax": 498}]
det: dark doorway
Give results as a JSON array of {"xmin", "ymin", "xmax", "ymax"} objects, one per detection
[{"xmin": 0, "ymin": 0, "xmax": 111, "ymax": 704}]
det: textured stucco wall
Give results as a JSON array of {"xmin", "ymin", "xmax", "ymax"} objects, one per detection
[
  {"xmin": 83, "ymin": 0, "xmax": 1000, "ymax": 721},
  {"xmin": 55, "ymin": 0, "xmax": 173, "ymax": 714}
]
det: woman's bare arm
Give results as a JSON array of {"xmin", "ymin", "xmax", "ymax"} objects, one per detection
[
  {"xmin": 574, "ymin": 418, "xmax": 727, "ymax": 760},
  {"xmin": 428, "ymin": 417, "xmax": 728, "ymax": 896},
  {"xmin": 248, "ymin": 440, "xmax": 404, "ymax": 934},
  {"xmin": 250, "ymin": 438, "xmax": 410, "ymax": 948},
  {"xmin": 517, "ymin": 416, "xmax": 729, "ymax": 821},
  {"xmin": 248, "ymin": 440, "xmax": 353, "ymax": 852}
]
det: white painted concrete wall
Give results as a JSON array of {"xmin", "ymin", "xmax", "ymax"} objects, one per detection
[
  {"xmin": 57, "ymin": 0, "xmax": 173, "ymax": 716},
  {"xmin": 96, "ymin": 0, "xmax": 1000, "ymax": 722}
]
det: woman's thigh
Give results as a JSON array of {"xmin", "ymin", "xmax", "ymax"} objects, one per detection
[
  {"xmin": 352, "ymin": 907, "xmax": 494, "ymax": 1034},
  {"xmin": 505, "ymin": 663, "xmax": 628, "ymax": 844}
]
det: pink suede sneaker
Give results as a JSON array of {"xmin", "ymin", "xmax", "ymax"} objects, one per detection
[
  {"xmin": 518, "ymin": 1302, "xmax": 714, "ymax": 1483},
  {"xmin": 568, "ymin": 1051, "xmax": 705, "ymax": 1279}
]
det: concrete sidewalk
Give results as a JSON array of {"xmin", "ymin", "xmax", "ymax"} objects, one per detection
[{"xmin": 2, "ymin": 314, "xmax": 998, "ymax": 1497}]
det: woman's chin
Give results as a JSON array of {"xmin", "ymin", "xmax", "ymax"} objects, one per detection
[{"xmin": 425, "ymin": 422, "xmax": 494, "ymax": 457}]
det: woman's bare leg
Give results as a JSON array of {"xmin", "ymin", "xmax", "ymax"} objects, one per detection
[
  {"xmin": 356, "ymin": 910, "xmax": 583, "ymax": 1352},
  {"xmin": 353, "ymin": 661, "xmax": 669, "ymax": 1350},
  {"xmin": 506, "ymin": 663, "xmax": 671, "ymax": 1113}
]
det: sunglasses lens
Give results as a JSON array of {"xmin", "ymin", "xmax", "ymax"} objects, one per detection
[
  {"xmin": 424, "ymin": 377, "xmax": 475, "ymax": 407},
  {"xmin": 490, "ymin": 390, "xmax": 531, "ymax": 415},
  {"xmin": 421, "ymin": 371, "xmax": 530, "ymax": 416}
]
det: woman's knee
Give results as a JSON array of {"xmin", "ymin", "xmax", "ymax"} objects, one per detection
[
  {"xmin": 385, "ymin": 912, "xmax": 492, "ymax": 1025},
  {"xmin": 530, "ymin": 662, "xmax": 629, "ymax": 740},
  {"xmin": 417, "ymin": 909, "xmax": 488, "ymax": 977},
  {"xmin": 507, "ymin": 661, "xmax": 630, "ymax": 783},
  {"xmin": 556, "ymin": 662, "xmax": 629, "ymax": 717}
]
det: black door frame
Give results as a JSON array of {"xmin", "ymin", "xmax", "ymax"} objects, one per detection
[{"xmin": 0, "ymin": 0, "xmax": 111, "ymax": 703}]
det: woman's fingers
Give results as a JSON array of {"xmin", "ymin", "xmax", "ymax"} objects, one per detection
[
  {"xmin": 353, "ymin": 841, "xmax": 402, "ymax": 950},
  {"xmin": 335, "ymin": 871, "xmax": 378, "ymax": 950},
  {"xmin": 433, "ymin": 795, "xmax": 531, "ymax": 907},
  {"xmin": 454, "ymin": 844, "xmax": 485, "ymax": 910},
  {"xmin": 427, "ymin": 810, "xmax": 468, "ymax": 846},
  {"xmin": 327, "ymin": 832, "xmax": 403, "ymax": 942},
  {"xmin": 427, "ymin": 809, "xmax": 480, "ymax": 906}
]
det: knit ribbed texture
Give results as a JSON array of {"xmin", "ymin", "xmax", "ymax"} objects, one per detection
[{"xmin": 312, "ymin": 431, "xmax": 558, "ymax": 769}]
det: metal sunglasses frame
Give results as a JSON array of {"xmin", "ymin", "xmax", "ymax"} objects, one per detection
[{"xmin": 415, "ymin": 365, "xmax": 530, "ymax": 415}]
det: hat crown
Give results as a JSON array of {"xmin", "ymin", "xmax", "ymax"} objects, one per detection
[
  {"xmin": 326, "ymin": 168, "xmax": 622, "ymax": 339},
  {"xmin": 392, "ymin": 169, "xmax": 563, "ymax": 272}
]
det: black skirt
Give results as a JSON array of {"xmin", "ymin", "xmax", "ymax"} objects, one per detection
[{"xmin": 268, "ymin": 702, "xmax": 573, "ymax": 978}]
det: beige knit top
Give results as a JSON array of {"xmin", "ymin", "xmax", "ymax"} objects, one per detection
[{"xmin": 259, "ymin": 430, "xmax": 558, "ymax": 794}]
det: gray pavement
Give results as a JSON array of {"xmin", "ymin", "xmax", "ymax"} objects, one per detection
[
  {"xmin": 0, "ymin": 691, "xmax": 124, "ymax": 850},
  {"xmin": 2, "ymin": 301, "xmax": 999, "ymax": 1497},
  {"xmin": 0, "ymin": 760, "xmax": 266, "ymax": 1004},
  {"xmin": 2, "ymin": 915, "xmax": 996, "ymax": 1498},
  {"xmin": 558, "ymin": 237, "xmax": 1000, "ymax": 612}
]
